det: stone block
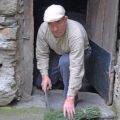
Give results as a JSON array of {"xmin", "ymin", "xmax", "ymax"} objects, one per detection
[
  {"xmin": 0, "ymin": 53, "xmax": 17, "ymax": 106},
  {"xmin": 0, "ymin": 77, "xmax": 16, "ymax": 106},
  {"xmin": 0, "ymin": 25, "xmax": 4, "ymax": 30},
  {"xmin": 0, "ymin": 0, "xmax": 18, "ymax": 15},
  {"xmin": 0, "ymin": 41, "xmax": 16, "ymax": 51},
  {"xmin": 0, "ymin": 16, "xmax": 17, "ymax": 26},
  {"xmin": 0, "ymin": 16, "xmax": 5, "ymax": 23},
  {"xmin": 0, "ymin": 27, "xmax": 18, "ymax": 40}
]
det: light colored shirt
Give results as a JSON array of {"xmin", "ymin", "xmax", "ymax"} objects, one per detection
[{"xmin": 36, "ymin": 19, "xmax": 89, "ymax": 96}]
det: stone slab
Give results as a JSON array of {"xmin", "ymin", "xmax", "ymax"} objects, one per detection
[
  {"xmin": 0, "ymin": 16, "xmax": 17, "ymax": 26},
  {"xmin": 0, "ymin": 27, "xmax": 18, "ymax": 40},
  {"xmin": 0, "ymin": 0, "xmax": 17, "ymax": 15},
  {"xmin": 0, "ymin": 41, "xmax": 16, "ymax": 50},
  {"xmin": 12, "ymin": 89, "xmax": 115, "ymax": 119}
]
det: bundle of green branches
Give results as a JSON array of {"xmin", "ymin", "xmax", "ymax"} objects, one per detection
[{"xmin": 44, "ymin": 106, "xmax": 100, "ymax": 120}]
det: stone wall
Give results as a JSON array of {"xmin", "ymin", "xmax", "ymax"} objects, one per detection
[
  {"xmin": 0, "ymin": 0, "xmax": 33, "ymax": 105},
  {"xmin": 0, "ymin": 0, "xmax": 18, "ymax": 106},
  {"xmin": 114, "ymin": 47, "xmax": 120, "ymax": 119}
]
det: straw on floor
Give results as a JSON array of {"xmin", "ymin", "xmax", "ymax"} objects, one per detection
[{"xmin": 44, "ymin": 106, "xmax": 100, "ymax": 120}]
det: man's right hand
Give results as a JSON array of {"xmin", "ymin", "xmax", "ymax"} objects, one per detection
[{"xmin": 41, "ymin": 75, "xmax": 52, "ymax": 92}]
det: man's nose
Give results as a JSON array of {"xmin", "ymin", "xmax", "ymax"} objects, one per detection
[{"xmin": 53, "ymin": 26, "xmax": 58, "ymax": 32}]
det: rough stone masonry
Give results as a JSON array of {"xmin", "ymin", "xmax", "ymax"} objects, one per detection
[{"xmin": 0, "ymin": 0, "xmax": 18, "ymax": 106}]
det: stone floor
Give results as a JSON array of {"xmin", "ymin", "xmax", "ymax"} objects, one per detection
[{"xmin": 0, "ymin": 89, "xmax": 116, "ymax": 120}]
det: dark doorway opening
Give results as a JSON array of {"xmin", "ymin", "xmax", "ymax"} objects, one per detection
[{"xmin": 33, "ymin": 0, "xmax": 97, "ymax": 93}]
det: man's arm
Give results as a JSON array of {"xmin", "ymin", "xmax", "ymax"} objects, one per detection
[
  {"xmin": 68, "ymin": 35, "xmax": 84, "ymax": 97},
  {"xmin": 63, "ymin": 33, "xmax": 85, "ymax": 119},
  {"xmin": 36, "ymin": 26, "xmax": 49, "ymax": 75},
  {"xmin": 36, "ymin": 25, "xmax": 51, "ymax": 91}
]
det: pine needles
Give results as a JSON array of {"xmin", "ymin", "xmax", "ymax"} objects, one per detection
[{"xmin": 44, "ymin": 106, "xmax": 100, "ymax": 120}]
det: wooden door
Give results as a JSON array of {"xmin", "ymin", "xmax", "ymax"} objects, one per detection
[{"xmin": 86, "ymin": 0, "xmax": 119, "ymax": 104}]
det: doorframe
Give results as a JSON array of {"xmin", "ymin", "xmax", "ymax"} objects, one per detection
[{"xmin": 86, "ymin": 0, "xmax": 119, "ymax": 105}]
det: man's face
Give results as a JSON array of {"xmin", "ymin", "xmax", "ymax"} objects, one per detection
[{"xmin": 48, "ymin": 16, "xmax": 68, "ymax": 38}]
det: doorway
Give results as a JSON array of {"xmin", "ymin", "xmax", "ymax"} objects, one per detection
[
  {"xmin": 33, "ymin": 0, "xmax": 96, "ymax": 92},
  {"xmin": 16, "ymin": 0, "xmax": 119, "ymax": 112},
  {"xmin": 32, "ymin": 0, "xmax": 117, "ymax": 104}
]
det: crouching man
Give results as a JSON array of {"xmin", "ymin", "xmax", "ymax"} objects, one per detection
[{"xmin": 36, "ymin": 4, "xmax": 91, "ymax": 119}]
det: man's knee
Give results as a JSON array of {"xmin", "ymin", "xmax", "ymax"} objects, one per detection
[{"xmin": 59, "ymin": 54, "xmax": 70, "ymax": 67}]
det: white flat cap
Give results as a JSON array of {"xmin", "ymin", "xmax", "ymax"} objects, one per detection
[{"xmin": 44, "ymin": 4, "xmax": 65, "ymax": 22}]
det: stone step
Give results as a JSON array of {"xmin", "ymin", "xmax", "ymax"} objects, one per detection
[{"xmin": 12, "ymin": 89, "xmax": 116, "ymax": 120}]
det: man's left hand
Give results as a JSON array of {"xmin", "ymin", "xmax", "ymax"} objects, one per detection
[{"xmin": 63, "ymin": 96, "xmax": 76, "ymax": 119}]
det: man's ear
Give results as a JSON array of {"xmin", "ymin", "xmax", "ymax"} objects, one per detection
[{"xmin": 64, "ymin": 16, "xmax": 68, "ymax": 20}]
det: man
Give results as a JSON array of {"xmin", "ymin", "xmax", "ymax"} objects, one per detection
[{"xmin": 36, "ymin": 4, "xmax": 91, "ymax": 119}]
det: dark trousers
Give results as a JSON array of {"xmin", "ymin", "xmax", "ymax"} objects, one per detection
[{"xmin": 34, "ymin": 47, "xmax": 92, "ymax": 96}]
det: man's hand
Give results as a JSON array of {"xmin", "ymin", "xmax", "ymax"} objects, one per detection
[
  {"xmin": 41, "ymin": 75, "xmax": 52, "ymax": 92},
  {"xmin": 63, "ymin": 96, "xmax": 75, "ymax": 119}
]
